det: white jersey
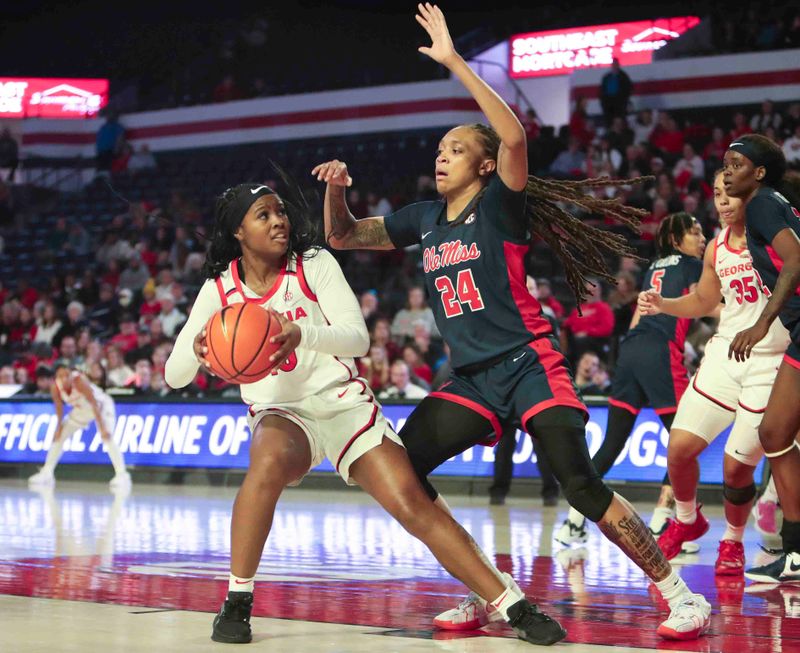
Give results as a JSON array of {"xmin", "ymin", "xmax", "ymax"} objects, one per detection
[
  {"xmin": 165, "ymin": 249, "xmax": 369, "ymax": 406},
  {"xmin": 714, "ymin": 226, "xmax": 789, "ymax": 354},
  {"xmin": 56, "ymin": 371, "xmax": 112, "ymax": 418}
]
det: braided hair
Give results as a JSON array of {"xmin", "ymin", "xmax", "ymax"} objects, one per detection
[
  {"xmin": 654, "ymin": 212, "xmax": 697, "ymax": 257},
  {"xmin": 468, "ymin": 123, "xmax": 649, "ymax": 305},
  {"xmin": 203, "ymin": 167, "xmax": 320, "ymax": 280}
]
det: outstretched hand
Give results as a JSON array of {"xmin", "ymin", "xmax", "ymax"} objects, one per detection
[
  {"xmin": 416, "ymin": 3, "xmax": 457, "ymax": 67},
  {"xmin": 311, "ymin": 160, "xmax": 352, "ymax": 187}
]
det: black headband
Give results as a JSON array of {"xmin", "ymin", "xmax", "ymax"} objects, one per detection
[
  {"xmin": 728, "ymin": 140, "xmax": 765, "ymax": 167},
  {"xmin": 229, "ymin": 183, "xmax": 276, "ymax": 226}
]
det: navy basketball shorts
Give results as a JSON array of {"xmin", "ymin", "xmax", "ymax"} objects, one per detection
[
  {"xmin": 430, "ymin": 336, "xmax": 587, "ymax": 446},
  {"xmin": 608, "ymin": 333, "xmax": 689, "ymax": 417}
]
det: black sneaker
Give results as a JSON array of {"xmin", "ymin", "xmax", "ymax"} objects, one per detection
[
  {"xmin": 506, "ymin": 599, "xmax": 567, "ymax": 646},
  {"xmin": 211, "ymin": 591, "xmax": 253, "ymax": 644},
  {"xmin": 745, "ymin": 551, "xmax": 800, "ymax": 584}
]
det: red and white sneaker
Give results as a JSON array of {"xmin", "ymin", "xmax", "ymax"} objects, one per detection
[
  {"xmin": 433, "ymin": 573, "xmax": 518, "ymax": 631},
  {"xmin": 715, "ymin": 540, "xmax": 745, "ymax": 576},
  {"xmin": 657, "ymin": 507, "xmax": 710, "ymax": 560},
  {"xmin": 753, "ymin": 497, "xmax": 780, "ymax": 537},
  {"xmin": 657, "ymin": 593, "xmax": 711, "ymax": 640}
]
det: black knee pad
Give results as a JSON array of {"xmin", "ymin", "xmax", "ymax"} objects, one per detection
[
  {"xmin": 723, "ymin": 482, "xmax": 756, "ymax": 505},
  {"xmin": 562, "ymin": 474, "xmax": 614, "ymax": 522}
]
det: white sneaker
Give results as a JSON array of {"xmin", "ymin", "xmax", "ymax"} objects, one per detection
[
  {"xmin": 649, "ymin": 507, "xmax": 675, "ymax": 536},
  {"xmin": 28, "ymin": 469, "xmax": 55, "ymax": 487},
  {"xmin": 554, "ymin": 517, "xmax": 588, "ymax": 546},
  {"xmin": 433, "ymin": 573, "xmax": 518, "ymax": 631},
  {"xmin": 656, "ymin": 593, "xmax": 711, "ymax": 640},
  {"xmin": 745, "ymin": 551, "xmax": 800, "ymax": 584},
  {"xmin": 109, "ymin": 472, "xmax": 132, "ymax": 489}
]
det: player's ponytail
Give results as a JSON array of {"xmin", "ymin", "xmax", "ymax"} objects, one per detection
[
  {"xmin": 468, "ymin": 123, "xmax": 649, "ymax": 306},
  {"xmin": 203, "ymin": 187, "xmax": 243, "ymax": 280}
]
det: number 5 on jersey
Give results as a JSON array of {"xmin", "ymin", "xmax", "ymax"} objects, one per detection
[{"xmin": 435, "ymin": 269, "xmax": 485, "ymax": 318}]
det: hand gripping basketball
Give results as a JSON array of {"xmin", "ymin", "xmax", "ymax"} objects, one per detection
[{"xmin": 265, "ymin": 309, "xmax": 301, "ymax": 374}]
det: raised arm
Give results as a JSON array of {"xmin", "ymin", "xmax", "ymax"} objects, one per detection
[
  {"xmin": 638, "ymin": 244, "xmax": 722, "ymax": 318},
  {"xmin": 416, "ymin": 3, "xmax": 527, "ymax": 190},
  {"xmin": 312, "ymin": 160, "xmax": 395, "ymax": 251}
]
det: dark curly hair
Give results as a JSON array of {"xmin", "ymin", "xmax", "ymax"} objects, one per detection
[
  {"xmin": 467, "ymin": 123, "xmax": 650, "ymax": 305},
  {"xmin": 203, "ymin": 167, "xmax": 321, "ymax": 279},
  {"xmin": 654, "ymin": 212, "xmax": 698, "ymax": 257}
]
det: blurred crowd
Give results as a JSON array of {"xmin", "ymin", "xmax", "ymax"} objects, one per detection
[{"xmin": 1, "ymin": 93, "xmax": 799, "ymax": 402}]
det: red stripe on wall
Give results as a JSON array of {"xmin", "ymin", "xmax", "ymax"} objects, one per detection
[{"xmin": 574, "ymin": 69, "xmax": 800, "ymax": 99}]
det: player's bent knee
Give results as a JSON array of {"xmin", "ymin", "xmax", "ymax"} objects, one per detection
[
  {"xmin": 563, "ymin": 475, "xmax": 614, "ymax": 523},
  {"xmin": 722, "ymin": 482, "xmax": 756, "ymax": 506},
  {"xmin": 384, "ymin": 495, "xmax": 432, "ymax": 538},
  {"xmin": 248, "ymin": 450, "xmax": 304, "ymax": 487},
  {"xmin": 758, "ymin": 421, "xmax": 792, "ymax": 452}
]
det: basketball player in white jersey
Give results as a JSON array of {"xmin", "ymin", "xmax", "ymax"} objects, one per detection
[
  {"xmin": 28, "ymin": 364, "xmax": 130, "ymax": 488},
  {"xmin": 638, "ymin": 170, "xmax": 790, "ymax": 574},
  {"xmin": 165, "ymin": 182, "xmax": 566, "ymax": 646}
]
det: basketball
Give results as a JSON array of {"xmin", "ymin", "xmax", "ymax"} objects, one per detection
[{"xmin": 204, "ymin": 303, "xmax": 281, "ymax": 384}]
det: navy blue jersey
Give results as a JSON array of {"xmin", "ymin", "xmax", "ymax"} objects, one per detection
[
  {"xmin": 745, "ymin": 186, "xmax": 800, "ymax": 332},
  {"xmin": 630, "ymin": 253, "xmax": 702, "ymax": 348},
  {"xmin": 384, "ymin": 174, "xmax": 552, "ymax": 370}
]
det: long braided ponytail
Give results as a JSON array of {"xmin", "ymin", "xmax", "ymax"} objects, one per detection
[{"xmin": 469, "ymin": 123, "xmax": 649, "ymax": 305}]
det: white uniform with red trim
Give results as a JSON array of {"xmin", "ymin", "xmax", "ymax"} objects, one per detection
[
  {"xmin": 57, "ymin": 371, "xmax": 116, "ymax": 435},
  {"xmin": 671, "ymin": 227, "xmax": 789, "ymax": 465},
  {"xmin": 165, "ymin": 249, "xmax": 401, "ymax": 484}
]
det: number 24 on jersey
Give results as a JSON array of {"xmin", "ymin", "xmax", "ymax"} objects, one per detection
[{"xmin": 435, "ymin": 269, "xmax": 485, "ymax": 318}]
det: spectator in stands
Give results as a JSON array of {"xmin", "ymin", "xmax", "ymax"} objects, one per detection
[
  {"xmin": 33, "ymin": 301, "xmax": 62, "ymax": 347},
  {"xmin": 548, "ymin": 137, "xmax": 585, "ymax": 179},
  {"xmin": 359, "ymin": 290, "xmax": 379, "ymax": 321},
  {"xmin": 95, "ymin": 111, "xmax": 125, "ymax": 175},
  {"xmin": 86, "ymin": 283, "xmax": 118, "ymax": 338},
  {"xmin": 138, "ymin": 280, "xmax": 161, "ymax": 323},
  {"xmin": 213, "ymin": 74, "xmax": 244, "ymax": 103},
  {"xmin": 584, "ymin": 360, "xmax": 612, "ymax": 396},
  {"xmin": 182, "ymin": 252, "xmax": 206, "ymax": 289},
  {"xmin": 653, "ymin": 173, "xmax": 683, "ymax": 212},
  {"xmin": 108, "ymin": 313, "xmax": 138, "ymax": 354},
  {"xmin": 391, "ymin": 286, "xmax": 438, "ymax": 341},
  {"xmin": 574, "ymin": 351, "xmax": 600, "ymax": 392},
  {"xmin": 783, "ymin": 103, "xmax": 800, "ymax": 139},
  {"xmin": 672, "ymin": 143, "xmax": 704, "ymax": 190},
  {"xmin": 561, "ymin": 279, "xmax": 615, "ymax": 361},
  {"xmin": 750, "ymin": 99, "xmax": 783, "ymax": 134},
  {"xmin": 359, "ymin": 343, "xmax": 391, "ymax": 393},
  {"xmin": 632, "ymin": 108, "xmax": 656, "ymax": 146},
  {"xmin": 402, "ymin": 343, "xmax": 433, "ymax": 388},
  {"xmin": 412, "ymin": 320, "xmax": 444, "ymax": 371},
  {"xmin": 366, "ymin": 191, "xmax": 392, "ymax": 216},
  {"xmin": 378, "ymin": 360, "xmax": 428, "ymax": 400},
  {"xmin": 535, "ymin": 278, "xmax": 564, "ymax": 320},
  {"xmin": 111, "ymin": 141, "xmax": 133, "ymax": 174},
  {"xmin": 33, "ymin": 365, "xmax": 54, "ymax": 397},
  {"xmin": 126, "ymin": 323, "xmax": 154, "ymax": 366},
  {"xmin": 96, "ymin": 230, "xmax": 135, "ymax": 267},
  {"xmin": 13, "ymin": 306, "xmax": 37, "ymax": 351},
  {"xmin": 151, "ymin": 342, "xmax": 172, "ymax": 377},
  {"xmin": 729, "ymin": 110, "xmax": 752, "ymax": 142},
  {"xmin": 783, "ymin": 124, "xmax": 800, "ymax": 169},
  {"xmin": 0, "ymin": 128, "xmax": 19, "ymax": 183},
  {"xmin": 585, "ymin": 136, "xmax": 621, "ymax": 177},
  {"xmin": 126, "ymin": 358, "xmax": 155, "ymax": 394},
  {"xmin": 568, "ymin": 96, "xmax": 594, "ymax": 148},
  {"xmin": 128, "ymin": 144, "xmax": 158, "ymax": 174},
  {"xmin": 53, "ymin": 301, "xmax": 87, "ymax": 346},
  {"xmin": 66, "ymin": 221, "xmax": 92, "ymax": 257},
  {"xmin": 157, "ymin": 295, "xmax": 186, "ymax": 338},
  {"xmin": 155, "ymin": 266, "xmax": 177, "ymax": 300},
  {"xmin": 56, "ymin": 335, "xmax": 83, "ymax": 368},
  {"xmin": 15, "ymin": 279, "xmax": 39, "ymax": 310},
  {"xmin": 369, "ymin": 315, "xmax": 399, "ymax": 361},
  {"xmin": 641, "ymin": 197, "xmax": 669, "ymax": 241},
  {"xmin": 149, "ymin": 318, "xmax": 167, "ymax": 347},
  {"xmin": 703, "ymin": 126, "xmax": 728, "ymax": 168},
  {"xmin": 106, "ymin": 345, "xmax": 133, "ymax": 388},
  {"xmin": 118, "ymin": 254, "xmax": 150, "ymax": 292},
  {"xmin": 0, "ymin": 366, "xmax": 15, "ymax": 384},
  {"xmin": 607, "ymin": 116, "xmax": 634, "ymax": 154},
  {"xmin": 599, "ymin": 59, "xmax": 632, "ymax": 126},
  {"xmin": 649, "ymin": 113, "xmax": 684, "ymax": 163},
  {"xmin": 46, "ymin": 218, "xmax": 71, "ymax": 260}
]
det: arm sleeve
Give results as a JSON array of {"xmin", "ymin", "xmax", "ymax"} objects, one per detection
[
  {"xmin": 297, "ymin": 250, "xmax": 370, "ymax": 357},
  {"xmin": 747, "ymin": 193, "xmax": 793, "ymax": 244},
  {"xmin": 164, "ymin": 279, "xmax": 221, "ymax": 389},
  {"xmin": 383, "ymin": 202, "xmax": 431, "ymax": 248},
  {"xmin": 482, "ymin": 173, "xmax": 528, "ymax": 240}
]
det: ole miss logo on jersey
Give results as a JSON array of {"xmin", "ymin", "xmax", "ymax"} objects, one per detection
[{"xmin": 422, "ymin": 240, "xmax": 481, "ymax": 273}]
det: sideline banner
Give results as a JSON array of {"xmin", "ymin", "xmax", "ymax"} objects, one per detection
[{"xmin": 0, "ymin": 400, "xmax": 754, "ymax": 484}]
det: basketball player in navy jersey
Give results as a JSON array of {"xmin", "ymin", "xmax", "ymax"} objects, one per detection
[
  {"xmin": 313, "ymin": 3, "xmax": 711, "ymax": 640},
  {"xmin": 723, "ymin": 134, "xmax": 800, "ymax": 583},
  {"xmin": 557, "ymin": 213, "xmax": 705, "ymax": 544}
]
